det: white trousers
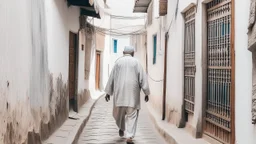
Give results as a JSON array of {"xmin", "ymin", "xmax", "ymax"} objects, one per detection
[{"xmin": 113, "ymin": 106, "xmax": 139, "ymax": 138}]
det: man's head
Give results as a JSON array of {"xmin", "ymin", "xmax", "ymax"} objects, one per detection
[{"xmin": 123, "ymin": 46, "xmax": 135, "ymax": 57}]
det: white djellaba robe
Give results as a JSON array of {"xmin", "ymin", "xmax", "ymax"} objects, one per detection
[{"xmin": 105, "ymin": 54, "xmax": 150, "ymax": 138}]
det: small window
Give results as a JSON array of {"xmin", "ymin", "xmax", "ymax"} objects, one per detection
[
  {"xmin": 153, "ymin": 35, "xmax": 157, "ymax": 64},
  {"xmin": 113, "ymin": 39, "xmax": 117, "ymax": 53}
]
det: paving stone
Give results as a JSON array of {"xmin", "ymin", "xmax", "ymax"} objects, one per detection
[
  {"xmin": 77, "ymin": 97, "xmax": 167, "ymax": 144},
  {"xmin": 53, "ymin": 130, "xmax": 70, "ymax": 138}
]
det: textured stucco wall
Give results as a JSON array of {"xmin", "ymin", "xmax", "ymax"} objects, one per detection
[
  {"xmin": 0, "ymin": 0, "xmax": 34, "ymax": 143},
  {"xmin": 146, "ymin": 16, "xmax": 165, "ymax": 116},
  {"xmin": 0, "ymin": 0, "xmax": 81, "ymax": 143}
]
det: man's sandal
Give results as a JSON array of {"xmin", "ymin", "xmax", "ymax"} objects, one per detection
[{"xmin": 126, "ymin": 138, "xmax": 134, "ymax": 144}]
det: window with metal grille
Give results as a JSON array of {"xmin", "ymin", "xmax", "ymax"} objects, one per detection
[
  {"xmin": 205, "ymin": 0, "xmax": 233, "ymax": 143},
  {"xmin": 184, "ymin": 6, "xmax": 196, "ymax": 114},
  {"xmin": 113, "ymin": 39, "xmax": 117, "ymax": 53},
  {"xmin": 153, "ymin": 35, "xmax": 157, "ymax": 64}
]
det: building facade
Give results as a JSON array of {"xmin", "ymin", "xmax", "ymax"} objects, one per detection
[
  {"xmin": 134, "ymin": 0, "xmax": 255, "ymax": 143},
  {"xmin": 0, "ymin": 0, "xmax": 106, "ymax": 143}
]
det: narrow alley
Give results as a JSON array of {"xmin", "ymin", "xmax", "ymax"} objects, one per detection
[
  {"xmin": 77, "ymin": 97, "xmax": 166, "ymax": 144},
  {"xmin": 1, "ymin": 0, "xmax": 256, "ymax": 144}
]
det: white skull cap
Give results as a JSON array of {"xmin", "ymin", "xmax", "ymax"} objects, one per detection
[{"xmin": 123, "ymin": 46, "xmax": 135, "ymax": 53}]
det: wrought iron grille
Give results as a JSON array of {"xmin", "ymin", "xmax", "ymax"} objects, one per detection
[
  {"xmin": 205, "ymin": 0, "xmax": 232, "ymax": 143},
  {"xmin": 184, "ymin": 6, "xmax": 196, "ymax": 113}
]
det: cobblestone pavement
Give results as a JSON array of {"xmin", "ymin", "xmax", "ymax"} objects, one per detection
[{"xmin": 77, "ymin": 97, "xmax": 167, "ymax": 144}]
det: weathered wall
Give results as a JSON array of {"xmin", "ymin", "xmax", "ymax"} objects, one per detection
[
  {"xmin": 146, "ymin": 1, "xmax": 165, "ymax": 115},
  {"xmin": 43, "ymin": 0, "xmax": 80, "ymax": 140},
  {"xmin": 0, "ymin": 0, "xmax": 82, "ymax": 143},
  {"xmin": 0, "ymin": 0, "xmax": 34, "ymax": 143}
]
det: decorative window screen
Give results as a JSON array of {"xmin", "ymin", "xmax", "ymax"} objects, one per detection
[
  {"xmin": 184, "ymin": 6, "xmax": 196, "ymax": 114},
  {"xmin": 205, "ymin": 0, "xmax": 232, "ymax": 143}
]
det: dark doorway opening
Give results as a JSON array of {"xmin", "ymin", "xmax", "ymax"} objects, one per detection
[{"xmin": 69, "ymin": 31, "xmax": 78, "ymax": 112}]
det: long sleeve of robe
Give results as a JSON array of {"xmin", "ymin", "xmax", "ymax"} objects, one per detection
[{"xmin": 105, "ymin": 55, "xmax": 150, "ymax": 109}]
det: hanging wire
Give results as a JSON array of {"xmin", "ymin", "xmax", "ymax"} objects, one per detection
[
  {"xmin": 94, "ymin": 25, "xmax": 146, "ymax": 36},
  {"xmin": 110, "ymin": 15, "xmax": 146, "ymax": 20},
  {"xmin": 148, "ymin": 74, "xmax": 164, "ymax": 82}
]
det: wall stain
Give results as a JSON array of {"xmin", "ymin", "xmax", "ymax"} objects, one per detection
[
  {"xmin": 39, "ymin": 74, "xmax": 69, "ymax": 141},
  {"xmin": 3, "ymin": 123, "xmax": 13, "ymax": 144},
  {"xmin": 2, "ymin": 74, "xmax": 69, "ymax": 144},
  {"xmin": 78, "ymin": 89, "xmax": 91, "ymax": 110}
]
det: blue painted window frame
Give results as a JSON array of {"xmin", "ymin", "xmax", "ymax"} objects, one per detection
[
  {"xmin": 153, "ymin": 35, "xmax": 157, "ymax": 64},
  {"xmin": 113, "ymin": 39, "xmax": 117, "ymax": 53}
]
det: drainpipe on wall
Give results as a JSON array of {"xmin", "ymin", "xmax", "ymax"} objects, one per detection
[{"xmin": 162, "ymin": 32, "xmax": 169, "ymax": 120}]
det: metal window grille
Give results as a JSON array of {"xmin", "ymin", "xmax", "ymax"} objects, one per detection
[
  {"xmin": 205, "ymin": 0, "xmax": 232, "ymax": 143},
  {"xmin": 184, "ymin": 6, "xmax": 196, "ymax": 113}
]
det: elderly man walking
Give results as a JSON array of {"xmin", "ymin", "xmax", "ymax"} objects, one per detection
[{"xmin": 105, "ymin": 46, "xmax": 150, "ymax": 144}]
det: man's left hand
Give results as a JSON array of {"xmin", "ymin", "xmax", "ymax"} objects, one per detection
[
  {"xmin": 145, "ymin": 95, "xmax": 149, "ymax": 102},
  {"xmin": 105, "ymin": 94, "xmax": 110, "ymax": 102}
]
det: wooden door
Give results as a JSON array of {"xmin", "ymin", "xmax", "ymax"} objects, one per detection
[
  {"xmin": 69, "ymin": 32, "xmax": 77, "ymax": 100},
  {"xmin": 204, "ymin": 0, "xmax": 234, "ymax": 143},
  {"xmin": 95, "ymin": 52, "xmax": 101, "ymax": 90}
]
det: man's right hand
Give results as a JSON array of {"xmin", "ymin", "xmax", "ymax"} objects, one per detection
[{"xmin": 105, "ymin": 94, "xmax": 110, "ymax": 102}]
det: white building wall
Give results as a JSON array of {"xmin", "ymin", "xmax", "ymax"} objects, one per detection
[
  {"xmin": 45, "ymin": 0, "xmax": 80, "ymax": 82},
  {"xmin": 101, "ymin": 34, "xmax": 111, "ymax": 89},
  {"xmin": 0, "ymin": 0, "xmax": 85, "ymax": 143},
  {"xmin": 146, "ymin": 17, "xmax": 165, "ymax": 115},
  {"xmin": 235, "ymin": 0, "xmax": 256, "ymax": 144},
  {"xmin": 78, "ymin": 31, "xmax": 86, "ymax": 92},
  {"xmin": 0, "ymin": 1, "xmax": 33, "ymax": 143}
]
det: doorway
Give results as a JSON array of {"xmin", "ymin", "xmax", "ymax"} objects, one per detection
[
  {"xmin": 95, "ymin": 51, "xmax": 101, "ymax": 90},
  {"xmin": 68, "ymin": 31, "xmax": 78, "ymax": 111}
]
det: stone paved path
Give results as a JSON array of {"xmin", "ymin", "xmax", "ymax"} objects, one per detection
[{"xmin": 77, "ymin": 97, "xmax": 167, "ymax": 144}]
